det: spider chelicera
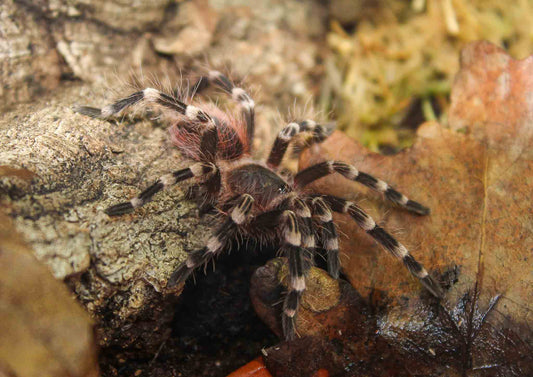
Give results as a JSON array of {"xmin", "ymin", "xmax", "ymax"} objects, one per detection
[{"xmin": 75, "ymin": 71, "xmax": 443, "ymax": 340}]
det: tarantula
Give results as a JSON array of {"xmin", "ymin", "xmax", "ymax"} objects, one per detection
[{"xmin": 75, "ymin": 71, "xmax": 443, "ymax": 340}]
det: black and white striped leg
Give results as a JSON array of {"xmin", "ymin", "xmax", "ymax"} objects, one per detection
[
  {"xmin": 280, "ymin": 210, "xmax": 309, "ymax": 340},
  {"xmin": 295, "ymin": 161, "xmax": 430, "ymax": 216},
  {"xmin": 105, "ymin": 162, "xmax": 217, "ymax": 216},
  {"xmin": 310, "ymin": 198, "xmax": 341, "ymax": 279},
  {"xmin": 267, "ymin": 120, "xmax": 328, "ymax": 168},
  {"xmin": 293, "ymin": 198, "xmax": 317, "ymax": 269},
  {"xmin": 321, "ymin": 195, "xmax": 444, "ymax": 298},
  {"xmin": 246, "ymin": 204, "xmax": 311, "ymax": 339},
  {"xmin": 74, "ymin": 88, "xmax": 212, "ymax": 123},
  {"xmin": 168, "ymin": 194, "xmax": 255, "ymax": 286},
  {"xmin": 200, "ymin": 71, "xmax": 255, "ymax": 145}
]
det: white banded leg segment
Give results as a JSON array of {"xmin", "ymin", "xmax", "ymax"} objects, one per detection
[
  {"xmin": 292, "ymin": 199, "xmax": 316, "ymax": 272},
  {"xmin": 74, "ymin": 87, "xmax": 215, "ymax": 124},
  {"xmin": 231, "ymin": 87, "xmax": 255, "ymax": 111},
  {"xmin": 322, "ymin": 221, "xmax": 340, "ymax": 279},
  {"xmin": 207, "ymin": 71, "xmax": 255, "ymax": 110},
  {"xmin": 208, "ymin": 71, "xmax": 255, "ymax": 143},
  {"xmin": 203, "ymin": 194, "xmax": 254, "ymax": 255},
  {"xmin": 289, "ymin": 120, "xmax": 329, "ymax": 159},
  {"xmin": 230, "ymin": 194, "xmax": 254, "ymax": 224},
  {"xmin": 294, "ymin": 161, "xmax": 430, "ymax": 216},
  {"xmin": 282, "ymin": 243, "xmax": 310, "ymax": 340},
  {"xmin": 267, "ymin": 122, "xmax": 300, "ymax": 167},
  {"xmin": 355, "ymin": 170, "xmax": 430, "ymax": 216},
  {"xmin": 142, "ymin": 89, "xmax": 211, "ymax": 122},
  {"xmin": 208, "ymin": 70, "xmax": 234, "ymax": 93},
  {"xmin": 169, "ymin": 247, "xmax": 211, "ymax": 286},
  {"xmin": 206, "ymin": 236, "xmax": 223, "ymax": 253},
  {"xmin": 74, "ymin": 91, "xmax": 145, "ymax": 119},
  {"xmin": 310, "ymin": 197, "xmax": 332, "ymax": 222},
  {"xmin": 321, "ymin": 195, "xmax": 444, "ymax": 298},
  {"xmin": 310, "ymin": 197, "xmax": 340, "ymax": 279},
  {"xmin": 105, "ymin": 163, "xmax": 216, "ymax": 216},
  {"xmin": 267, "ymin": 120, "xmax": 328, "ymax": 168},
  {"xmin": 279, "ymin": 207, "xmax": 311, "ymax": 340},
  {"xmin": 286, "ymin": 245, "xmax": 306, "ymax": 293},
  {"xmin": 298, "ymin": 120, "xmax": 328, "ymax": 144},
  {"xmin": 301, "ymin": 218, "xmax": 316, "ymax": 250},
  {"xmin": 293, "ymin": 198, "xmax": 312, "ymax": 219},
  {"xmin": 293, "ymin": 199, "xmax": 315, "ymax": 248},
  {"xmin": 283, "ymin": 211, "xmax": 302, "ymax": 247},
  {"xmin": 282, "ymin": 290, "xmax": 301, "ymax": 340},
  {"xmin": 168, "ymin": 194, "xmax": 254, "ymax": 287}
]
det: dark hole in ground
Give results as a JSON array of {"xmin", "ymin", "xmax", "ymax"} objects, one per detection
[
  {"xmin": 100, "ymin": 243, "xmax": 279, "ymax": 377},
  {"xmin": 170, "ymin": 244, "xmax": 278, "ymax": 376}
]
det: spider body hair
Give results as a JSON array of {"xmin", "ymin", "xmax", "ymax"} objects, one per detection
[
  {"xmin": 170, "ymin": 102, "xmax": 249, "ymax": 162},
  {"xmin": 75, "ymin": 70, "xmax": 444, "ymax": 341}
]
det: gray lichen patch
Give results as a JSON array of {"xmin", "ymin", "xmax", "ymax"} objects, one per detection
[{"xmin": 0, "ymin": 84, "xmax": 207, "ymax": 325}]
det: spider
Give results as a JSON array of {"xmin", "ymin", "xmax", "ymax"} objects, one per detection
[{"xmin": 75, "ymin": 71, "xmax": 443, "ymax": 340}]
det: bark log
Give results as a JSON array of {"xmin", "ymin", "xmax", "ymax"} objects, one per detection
[{"xmin": 0, "ymin": 0, "xmax": 328, "ymax": 362}]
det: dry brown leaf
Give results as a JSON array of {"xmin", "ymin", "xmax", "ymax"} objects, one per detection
[
  {"xmin": 301, "ymin": 40, "xmax": 531, "ymax": 318},
  {"xmin": 251, "ymin": 41, "xmax": 532, "ymax": 376},
  {"xmin": 0, "ymin": 213, "xmax": 99, "ymax": 377}
]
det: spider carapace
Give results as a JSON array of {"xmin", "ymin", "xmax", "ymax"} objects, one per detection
[{"xmin": 75, "ymin": 70, "xmax": 443, "ymax": 340}]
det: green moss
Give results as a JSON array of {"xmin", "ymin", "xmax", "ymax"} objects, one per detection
[{"xmin": 326, "ymin": 0, "xmax": 533, "ymax": 152}]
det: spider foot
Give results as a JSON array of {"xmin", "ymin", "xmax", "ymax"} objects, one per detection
[
  {"xmin": 105, "ymin": 202, "xmax": 134, "ymax": 216},
  {"xmin": 168, "ymin": 264, "xmax": 193, "ymax": 287},
  {"xmin": 73, "ymin": 106, "xmax": 105, "ymax": 119},
  {"xmin": 405, "ymin": 200, "xmax": 430, "ymax": 216},
  {"xmin": 420, "ymin": 274, "xmax": 445, "ymax": 299},
  {"xmin": 282, "ymin": 314, "xmax": 296, "ymax": 341}
]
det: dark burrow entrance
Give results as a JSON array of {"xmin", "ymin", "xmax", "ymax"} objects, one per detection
[{"xmin": 99, "ymin": 245, "xmax": 279, "ymax": 377}]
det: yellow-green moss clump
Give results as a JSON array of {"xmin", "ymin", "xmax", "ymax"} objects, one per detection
[{"xmin": 326, "ymin": 0, "xmax": 533, "ymax": 151}]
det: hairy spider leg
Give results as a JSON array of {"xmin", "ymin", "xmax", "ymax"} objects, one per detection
[
  {"xmin": 190, "ymin": 71, "xmax": 256, "ymax": 147},
  {"xmin": 105, "ymin": 162, "xmax": 217, "ymax": 216},
  {"xmin": 74, "ymin": 88, "xmax": 213, "ymax": 124},
  {"xmin": 294, "ymin": 161, "xmax": 430, "ymax": 216},
  {"xmin": 249, "ymin": 207, "xmax": 311, "ymax": 340},
  {"xmin": 267, "ymin": 120, "xmax": 328, "ymax": 168},
  {"xmin": 77, "ymin": 86, "xmax": 226, "ymax": 216},
  {"xmin": 280, "ymin": 210, "xmax": 310, "ymax": 340},
  {"xmin": 293, "ymin": 198, "xmax": 317, "ymax": 265},
  {"xmin": 320, "ymin": 195, "xmax": 444, "ymax": 298},
  {"xmin": 310, "ymin": 197, "xmax": 341, "ymax": 279},
  {"xmin": 169, "ymin": 194, "xmax": 255, "ymax": 286},
  {"xmin": 74, "ymin": 86, "xmax": 248, "ymax": 163}
]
